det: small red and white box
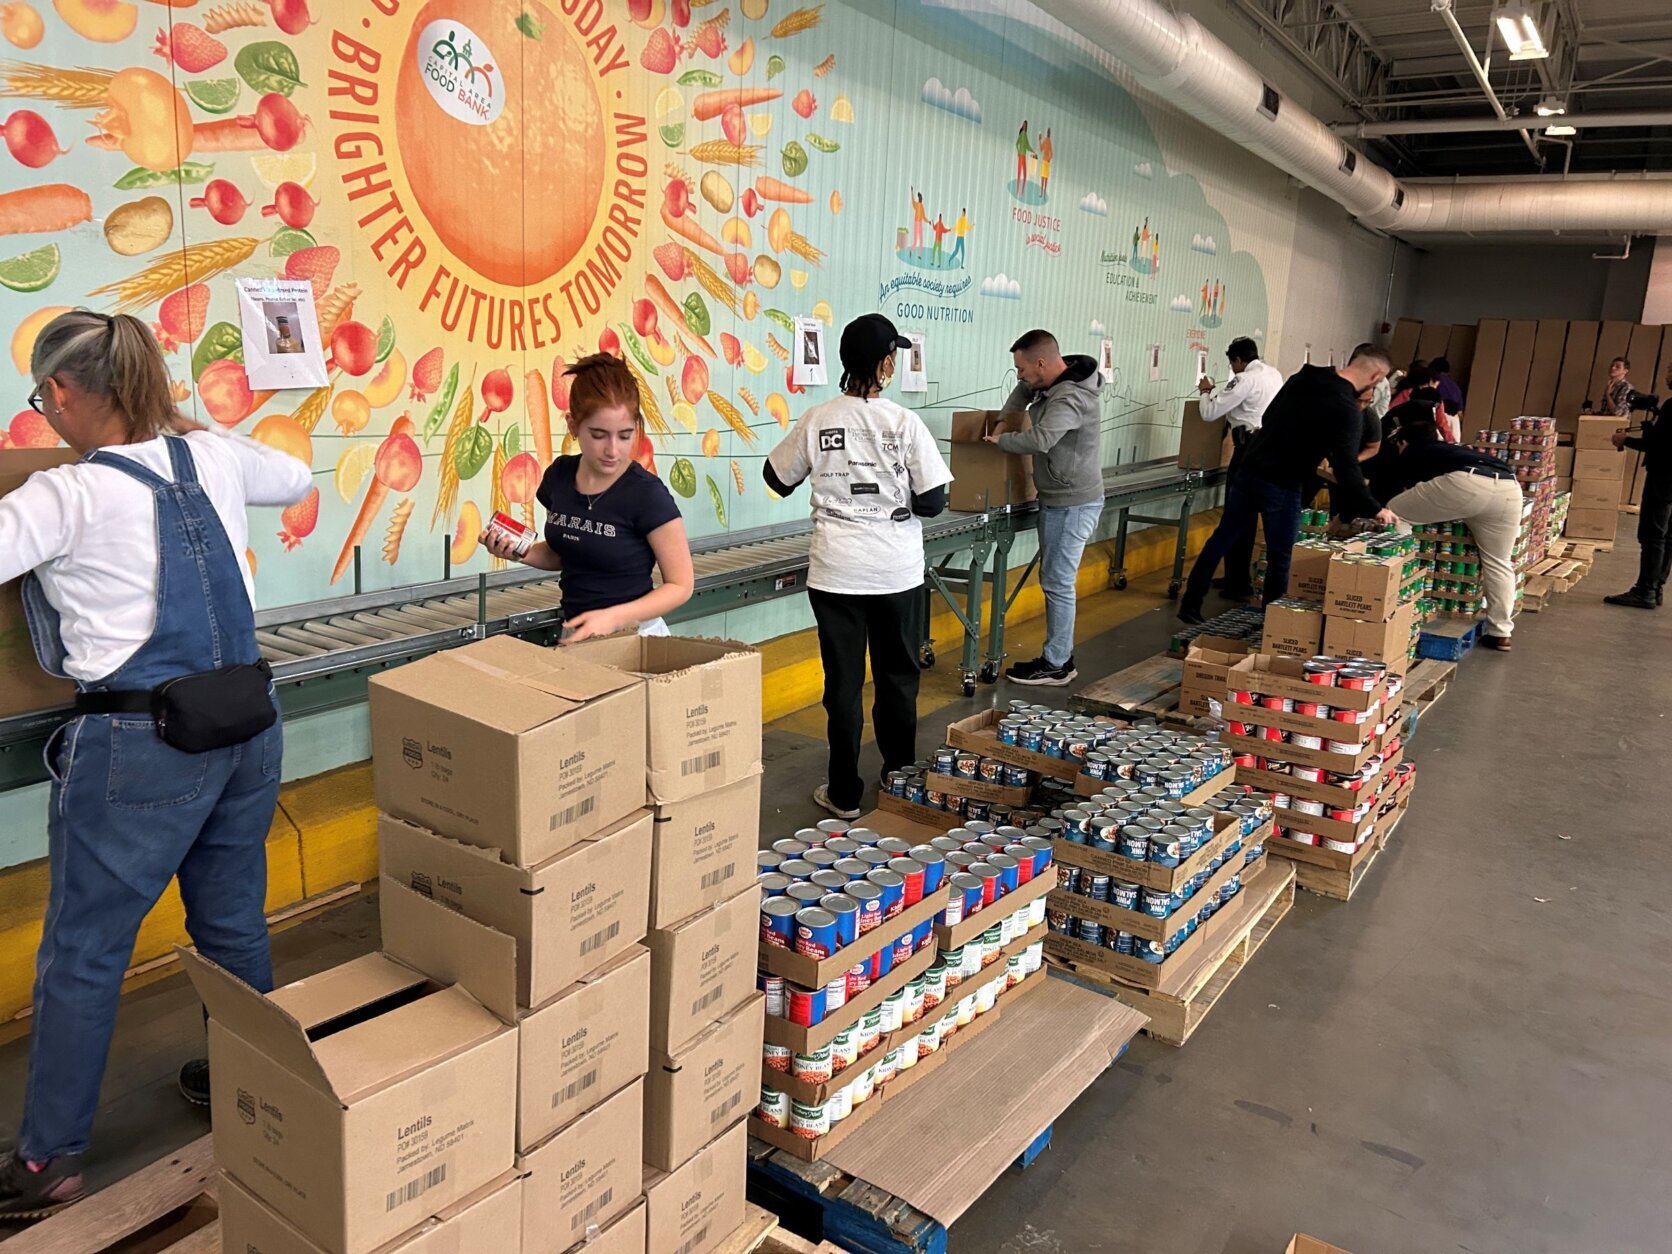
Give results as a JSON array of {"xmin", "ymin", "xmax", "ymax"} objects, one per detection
[{"xmin": 484, "ymin": 510, "xmax": 534, "ymax": 559}]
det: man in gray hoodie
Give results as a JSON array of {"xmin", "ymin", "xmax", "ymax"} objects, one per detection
[{"xmin": 986, "ymin": 328, "xmax": 1105, "ymax": 685}]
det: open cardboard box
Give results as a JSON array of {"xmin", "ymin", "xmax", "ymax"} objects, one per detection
[
  {"xmin": 1324, "ymin": 551, "xmax": 1405, "ymax": 621},
  {"xmin": 949, "ymin": 410, "xmax": 1036, "ymax": 513},
  {"xmin": 945, "ymin": 709, "xmax": 1084, "ymax": 781},
  {"xmin": 1177, "ymin": 398, "xmax": 1233, "ymax": 470},
  {"xmin": 1050, "ymin": 833, "xmax": 1266, "ymax": 942},
  {"xmin": 562, "ymin": 634, "xmax": 762, "ymax": 804},
  {"xmin": 1051, "ymin": 810, "xmax": 1258, "ymax": 893},
  {"xmin": 759, "ymin": 885, "xmax": 952, "ymax": 990},
  {"xmin": 875, "ymin": 792, "xmax": 963, "ymax": 829},
  {"xmin": 369, "ymin": 635, "xmax": 647, "ymax": 868},
  {"xmin": 925, "ymin": 770, "xmax": 1032, "ymax": 807},
  {"xmin": 763, "ymin": 944, "xmax": 938, "ymax": 1055},
  {"xmin": 1179, "ymin": 635, "xmax": 1254, "ymax": 717},
  {"xmin": 853, "ymin": 808, "xmax": 946, "ymax": 843},
  {"xmin": 178, "ymin": 923, "xmax": 519, "ymax": 1254},
  {"xmin": 378, "ymin": 809, "xmax": 652, "ymax": 1009}
]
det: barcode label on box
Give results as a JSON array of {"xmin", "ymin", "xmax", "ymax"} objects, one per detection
[
  {"xmin": 681, "ymin": 750, "xmax": 722, "ymax": 777},
  {"xmin": 571, "ymin": 1188, "xmax": 614, "ymax": 1232},
  {"xmin": 709, "ymin": 1091, "xmax": 741, "ymax": 1126},
  {"xmin": 385, "ymin": 1164, "xmax": 446, "ymax": 1213},
  {"xmin": 675, "ymin": 1225, "xmax": 711, "ymax": 1254},
  {"xmin": 554, "ymin": 1068, "xmax": 599, "ymax": 1108},
  {"xmin": 550, "ymin": 795, "xmax": 596, "ymax": 831},
  {"xmin": 699, "ymin": 862, "xmax": 736, "ymax": 891},
  {"xmin": 581, "ymin": 920, "xmax": 620, "ymax": 956},
  {"xmin": 690, "ymin": 983, "xmax": 724, "ymax": 1018}
]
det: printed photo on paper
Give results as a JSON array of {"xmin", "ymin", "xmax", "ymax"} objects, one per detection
[{"xmin": 237, "ymin": 277, "xmax": 328, "ymax": 390}]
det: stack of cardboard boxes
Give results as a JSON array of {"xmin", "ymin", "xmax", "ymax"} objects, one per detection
[
  {"xmin": 1263, "ymin": 540, "xmax": 1420, "ymax": 676},
  {"xmin": 187, "ymin": 632, "xmax": 763, "ymax": 1254},
  {"xmin": 1566, "ymin": 416, "xmax": 1626, "ymax": 544}
]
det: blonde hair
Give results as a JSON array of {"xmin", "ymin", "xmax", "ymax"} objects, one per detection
[{"xmin": 30, "ymin": 309, "xmax": 184, "ymax": 441}]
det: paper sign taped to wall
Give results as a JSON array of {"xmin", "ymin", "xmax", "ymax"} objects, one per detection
[
  {"xmin": 236, "ymin": 278, "xmax": 328, "ymax": 390},
  {"xmin": 1147, "ymin": 343, "xmax": 1161, "ymax": 382},
  {"xmin": 792, "ymin": 317, "xmax": 828, "ymax": 388},
  {"xmin": 1100, "ymin": 338, "xmax": 1115, "ymax": 377},
  {"xmin": 901, "ymin": 333, "xmax": 927, "ymax": 392}
]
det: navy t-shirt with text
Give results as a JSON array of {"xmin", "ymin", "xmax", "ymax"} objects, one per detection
[{"xmin": 536, "ymin": 456, "xmax": 682, "ymax": 618}]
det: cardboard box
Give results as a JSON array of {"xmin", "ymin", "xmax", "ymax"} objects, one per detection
[
  {"xmin": 874, "ymin": 791, "xmax": 965, "ymax": 830},
  {"xmin": 370, "ymin": 635, "xmax": 647, "ymax": 867},
  {"xmin": 1287, "ymin": 1235, "xmax": 1356, "ymax": 1254},
  {"xmin": 516, "ymin": 1079, "xmax": 643, "ymax": 1249},
  {"xmin": 217, "ymin": 1169, "xmax": 524, "ymax": 1254},
  {"xmin": 1324, "ymin": 553, "xmax": 1403, "ymax": 621},
  {"xmin": 923, "ymin": 771, "xmax": 1030, "ymax": 807},
  {"xmin": 1468, "ymin": 320, "xmax": 1506, "ymax": 425},
  {"xmin": 949, "ymin": 410, "xmax": 1036, "ymax": 513},
  {"xmin": 1322, "ymin": 601, "xmax": 1416, "ymax": 676},
  {"xmin": 1565, "ymin": 507, "xmax": 1619, "ymax": 541},
  {"xmin": 179, "ymin": 944, "xmax": 517, "ymax": 1254},
  {"xmin": 1554, "ymin": 446, "xmax": 1575, "ymax": 476},
  {"xmin": 1224, "ymin": 652, "xmax": 1386, "ymax": 710},
  {"xmin": 1178, "ymin": 635, "xmax": 1253, "ymax": 718},
  {"xmin": 1571, "ymin": 478, "xmax": 1622, "ymax": 511},
  {"xmin": 643, "ymin": 1122, "xmax": 747, "ymax": 1254},
  {"xmin": 1574, "ymin": 416, "xmax": 1624, "ymax": 451},
  {"xmin": 379, "ymin": 809, "xmax": 652, "ymax": 1008},
  {"xmin": 649, "ymin": 771, "xmax": 760, "ymax": 930},
  {"xmin": 852, "ymin": 807, "xmax": 947, "ymax": 844},
  {"xmin": 575, "ymin": 1201, "xmax": 647, "ymax": 1254},
  {"xmin": 1263, "ymin": 600, "xmax": 1324, "ymax": 658},
  {"xmin": 944, "ymin": 709, "xmax": 1082, "ymax": 781},
  {"xmin": 1286, "ymin": 543, "xmax": 1338, "ymax": 599},
  {"xmin": 1552, "ymin": 320, "xmax": 1599, "ymax": 428},
  {"xmin": 645, "ymin": 993, "xmax": 764, "ymax": 1171},
  {"xmin": 1177, "ymin": 399, "xmax": 1232, "ymax": 470},
  {"xmin": 1572, "ymin": 450, "xmax": 1623, "ymax": 481},
  {"xmin": 0, "ymin": 450, "xmax": 76, "ymax": 718},
  {"xmin": 762, "ymin": 943, "xmax": 937, "ymax": 1055},
  {"xmin": 649, "ymin": 886, "xmax": 757, "ymax": 1054},
  {"xmin": 1554, "ymin": 476, "xmax": 1573, "ymax": 494},
  {"xmin": 1388, "ymin": 318, "xmax": 1422, "ymax": 368},
  {"xmin": 1490, "ymin": 320, "xmax": 1536, "ymax": 427},
  {"xmin": 563, "ymin": 634, "xmax": 762, "ymax": 804}
]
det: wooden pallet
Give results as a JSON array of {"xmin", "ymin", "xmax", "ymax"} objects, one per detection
[
  {"xmin": 1403, "ymin": 659, "xmax": 1455, "ymax": 712},
  {"xmin": 1049, "ymin": 862, "xmax": 1296, "ymax": 1047},
  {"xmin": 723, "ymin": 1202, "xmax": 846, "ymax": 1254},
  {"xmin": 1276, "ymin": 794, "xmax": 1409, "ymax": 902},
  {"xmin": 1070, "ymin": 653, "xmax": 1182, "ymax": 719}
]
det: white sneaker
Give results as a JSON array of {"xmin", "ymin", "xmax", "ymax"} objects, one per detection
[{"xmin": 813, "ymin": 784, "xmax": 861, "ymax": 820}]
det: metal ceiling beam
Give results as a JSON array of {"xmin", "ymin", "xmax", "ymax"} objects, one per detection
[
  {"xmin": 1336, "ymin": 110, "xmax": 1672, "ymax": 137},
  {"xmin": 1228, "ymin": 0, "xmax": 1391, "ymax": 111},
  {"xmin": 1431, "ymin": 0, "xmax": 1541, "ymax": 161}
]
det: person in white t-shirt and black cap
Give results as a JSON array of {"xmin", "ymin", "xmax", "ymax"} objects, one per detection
[{"xmin": 765, "ymin": 314, "xmax": 954, "ymax": 819}]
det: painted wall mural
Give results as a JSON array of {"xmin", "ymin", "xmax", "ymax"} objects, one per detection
[{"xmin": 0, "ymin": 0, "xmax": 1269, "ymax": 609}]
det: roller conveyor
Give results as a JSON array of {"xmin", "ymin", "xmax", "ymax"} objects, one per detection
[{"xmin": 0, "ymin": 458, "xmax": 1221, "ymax": 791}]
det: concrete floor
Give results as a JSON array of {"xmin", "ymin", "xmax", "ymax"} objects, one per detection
[{"xmin": 1, "ymin": 548, "xmax": 1666, "ymax": 1252}]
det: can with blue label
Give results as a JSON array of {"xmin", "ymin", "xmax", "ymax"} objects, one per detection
[
  {"xmin": 876, "ymin": 837, "xmax": 913, "ymax": 857},
  {"xmin": 820, "ymin": 893, "xmax": 860, "ymax": 947},
  {"xmin": 778, "ymin": 859, "xmax": 816, "ymax": 881},
  {"xmin": 892, "ymin": 931, "xmax": 915, "ymax": 965},
  {"xmin": 1110, "ymin": 880, "xmax": 1140, "ymax": 911},
  {"xmin": 1149, "ymin": 833, "xmax": 1183, "ymax": 867},
  {"xmin": 1136, "ymin": 937, "xmax": 1166, "ymax": 965},
  {"xmin": 832, "ymin": 857, "xmax": 870, "ymax": 882},
  {"xmin": 1086, "ymin": 873, "xmax": 1111, "ymax": 902},
  {"xmin": 1113, "ymin": 930, "xmax": 1136, "ymax": 955},
  {"xmin": 1168, "ymin": 823, "xmax": 1199, "ymax": 859},
  {"xmin": 1020, "ymin": 836, "xmax": 1054, "ymax": 876},
  {"xmin": 866, "ymin": 867, "xmax": 906, "ymax": 919},
  {"xmin": 969, "ymin": 863, "xmax": 1002, "ymax": 906},
  {"xmin": 803, "ymin": 849, "xmax": 839, "ymax": 872},
  {"xmin": 966, "ymin": 799, "xmax": 991, "ymax": 823},
  {"xmin": 1059, "ymin": 865, "xmax": 1081, "ymax": 894},
  {"xmin": 1075, "ymin": 918, "xmax": 1105, "ymax": 945},
  {"xmin": 912, "ymin": 918, "xmax": 934, "ymax": 952},
  {"xmin": 907, "ymin": 846, "xmax": 947, "ymax": 894},
  {"xmin": 759, "ymin": 872, "xmax": 793, "ymax": 897},
  {"xmin": 906, "ymin": 779, "xmax": 928, "ymax": 804},
  {"xmin": 847, "ymin": 880, "xmax": 884, "ymax": 934},
  {"xmin": 1019, "ymin": 723, "xmax": 1045, "ymax": 752},
  {"xmin": 987, "ymin": 852, "xmax": 1020, "ymax": 896},
  {"xmin": 1117, "ymin": 826, "xmax": 1149, "ymax": 862},
  {"xmin": 761, "ymin": 897, "xmax": 800, "ymax": 947},
  {"xmin": 810, "ymin": 869, "xmax": 848, "ymax": 894},
  {"xmin": 784, "ymin": 882, "xmax": 825, "ymax": 909},
  {"xmin": 933, "ymin": 747, "xmax": 957, "ymax": 774},
  {"xmin": 772, "ymin": 838, "xmax": 809, "ymax": 858},
  {"xmin": 854, "ymin": 848, "xmax": 891, "ymax": 871},
  {"xmin": 1089, "ymin": 817, "xmax": 1119, "ymax": 852},
  {"xmin": 1001, "ymin": 844, "xmax": 1036, "ymax": 885},
  {"xmin": 887, "ymin": 857, "xmax": 927, "ymax": 905},
  {"xmin": 758, "ymin": 850, "xmax": 785, "ymax": 873},
  {"xmin": 795, "ymin": 907, "xmax": 839, "ymax": 959},
  {"xmin": 1140, "ymin": 887, "xmax": 1172, "ymax": 918}
]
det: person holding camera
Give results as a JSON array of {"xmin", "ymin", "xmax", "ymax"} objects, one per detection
[
  {"xmin": 1603, "ymin": 375, "xmax": 1672, "ymax": 609},
  {"xmin": 0, "ymin": 310, "xmax": 312, "ymax": 1218}
]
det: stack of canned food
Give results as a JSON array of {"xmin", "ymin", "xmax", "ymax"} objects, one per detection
[
  {"xmin": 1168, "ymin": 603, "xmax": 1264, "ymax": 655},
  {"xmin": 884, "ymin": 763, "xmax": 1070, "ymax": 824},
  {"xmin": 923, "ymin": 745, "xmax": 1035, "ymax": 791},
  {"xmin": 756, "ymin": 819, "xmax": 1052, "ymax": 1141},
  {"xmin": 1047, "ymin": 789, "xmax": 1272, "ymax": 962},
  {"xmin": 1224, "ymin": 657, "xmax": 1399, "ymax": 759}
]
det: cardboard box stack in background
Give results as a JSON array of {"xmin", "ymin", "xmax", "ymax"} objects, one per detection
[
  {"xmin": 1566, "ymin": 415, "xmax": 1626, "ymax": 542},
  {"xmin": 564, "ymin": 636, "xmax": 765, "ymax": 1254}
]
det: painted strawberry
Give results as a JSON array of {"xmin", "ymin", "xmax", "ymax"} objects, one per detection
[
  {"xmin": 792, "ymin": 89, "xmax": 816, "ymax": 119},
  {"xmin": 282, "ymin": 245, "xmax": 339, "ymax": 301},
  {"xmin": 653, "ymin": 242, "xmax": 687, "ymax": 282},
  {"xmin": 151, "ymin": 283, "xmax": 210, "ymax": 352},
  {"xmin": 277, "ymin": 486, "xmax": 319, "ymax": 551},
  {"xmin": 641, "ymin": 28, "xmax": 681, "ymax": 74},
  {"xmin": 154, "ymin": 24, "xmax": 226, "ymax": 73},
  {"xmin": 692, "ymin": 21, "xmax": 726, "ymax": 58},
  {"xmin": 551, "ymin": 355, "xmax": 572, "ymax": 410},
  {"xmin": 409, "ymin": 346, "xmax": 444, "ymax": 401}
]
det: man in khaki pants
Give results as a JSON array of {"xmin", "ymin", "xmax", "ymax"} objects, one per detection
[{"xmin": 1383, "ymin": 415, "xmax": 1523, "ymax": 651}]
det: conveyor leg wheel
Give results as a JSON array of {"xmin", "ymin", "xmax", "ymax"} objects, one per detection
[
  {"xmin": 978, "ymin": 662, "xmax": 999, "ymax": 685},
  {"xmin": 919, "ymin": 645, "xmax": 937, "ymax": 670},
  {"xmin": 1167, "ymin": 580, "xmax": 1181, "ymax": 598},
  {"xmin": 1113, "ymin": 574, "xmax": 1129, "ymax": 591},
  {"xmin": 961, "ymin": 676, "xmax": 976, "ymax": 698}
]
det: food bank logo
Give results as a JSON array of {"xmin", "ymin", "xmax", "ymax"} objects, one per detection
[{"xmin": 417, "ymin": 21, "xmax": 505, "ymax": 126}]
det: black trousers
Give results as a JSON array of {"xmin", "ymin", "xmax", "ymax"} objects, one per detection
[
  {"xmin": 809, "ymin": 586, "xmax": 924, "ymax": 812},
  {"xmin": 1220, "ymin": 429, "xmax": 1255, "ymax": 593},
  {"xmin": 1635, "ymin": 470, "xmax": 1672, "ymax": 592}
]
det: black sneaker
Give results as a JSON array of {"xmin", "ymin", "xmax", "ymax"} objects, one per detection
[
  {"xmin": 1659, "ymin": 587, "xmax": 1666, "ymax": 607},
  {"xmin": 1603, "ymin": 589, "xmax": 1658, "ymax": 609},
  {"xmin": 0, "ymin": 1150, "xmax": 85, "ymax": 1220},
  {"xmin": 179, "ymin": 1058, "xmax": 211, "ymax": 1107},
  {"xmin": 1177, "ymin": 605, "xmax": 1207, "ymax": 626},
  {"xmin": 1005, "ymin": 657, "xmax": 1077, "ymax": 686}
]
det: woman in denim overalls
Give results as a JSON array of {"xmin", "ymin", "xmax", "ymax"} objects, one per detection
[{"xmin": 0, "ymin": 310, "xmax": 311, "ymax": 1218}]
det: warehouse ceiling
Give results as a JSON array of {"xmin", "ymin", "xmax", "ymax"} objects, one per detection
[{"xmin": 1226, "ymin": 0, "xmax": 1672, "ymax": 178}]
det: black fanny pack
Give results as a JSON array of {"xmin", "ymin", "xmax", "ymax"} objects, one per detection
[{"xmin": 75, "ymin": 660, "xmax": 277, "ymax": 753}]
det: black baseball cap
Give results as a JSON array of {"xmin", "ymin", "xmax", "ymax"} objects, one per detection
[{"xmin": 840, "ymin": 313, "xmax": 911, "ymax": 374}]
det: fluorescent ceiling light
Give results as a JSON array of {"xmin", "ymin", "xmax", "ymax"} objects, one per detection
[
  {"xmin": 1535, "ymin": 96, "xmax": 1566, "ymax": 117},
  {"xmin": 1495, "ymin": 1, "xmax": 1548, "ymax": 60},
  {"xmin": 1544, "ymin": 123, "xmax": 1576, "ymax": 136}
]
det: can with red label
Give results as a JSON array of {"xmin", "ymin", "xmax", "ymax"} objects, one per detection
[
  {"xmin": 846, "ymin": 962, "xmax": 871, "ymax": 998},
  {"xmin": 887, "ymin": 857, "xmax": 926, "ymax": 906},
  {"xmin": 485, "ymin": 510, "xmax": 534, "ymax": 559},
  {"xmin": 761, "ymin": 897, "xmax": 799, "ymax": 948},
  {"xmin": 786, "ymin": 982, "xmax": 826, "ymax": 1027},
  {"xmin": 794, "ymin": 907, "xmax": 839, "ymax": 958}
]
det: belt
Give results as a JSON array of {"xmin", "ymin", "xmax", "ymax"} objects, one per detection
[
  {"xmin": 1462, "ymin": 466, "xmax": 1515, "ymax": 482},
  {"xmin": 73, "ymin": 689, "xmax": 157, "ymax": 716}
]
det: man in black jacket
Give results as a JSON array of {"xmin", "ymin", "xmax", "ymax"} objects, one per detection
[
  {"xmin": 1381, "ymin": 416, "xmax": 1522, "ymax": 651},
  {"xmin": 1179, "ymin": 345, "xmax": 1393, "ymax": 623},
  {"xmin": 1603, "ymin": 379, "xmax": 1672, "ymax": 609}
]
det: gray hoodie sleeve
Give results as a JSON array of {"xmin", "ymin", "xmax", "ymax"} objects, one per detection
[
  {"xmin": 997, "ymin": 391, "xmax": 1080, "ymax": 455},
  {"xmin": 1000, "ymin": 382, "xmax": 1031, "ymax": 415}
]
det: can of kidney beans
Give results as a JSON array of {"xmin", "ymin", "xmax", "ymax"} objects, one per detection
[
  {"xmin": 763, "ymin": 1041, "xmax": 792, "ymax": 1072},
  {"xmin": 485, "ymin": 510, "xmax": 534, "ymax": 559},
  {"xmin": 758, "ymin": 1086, "xmax": 790, "ymax": 1127}
]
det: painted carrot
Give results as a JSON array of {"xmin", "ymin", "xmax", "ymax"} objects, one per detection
[
  {"xmin": 0, "ymin": 184, "xmax": 91, "ymax": 235},
  {"xmin": 644, "ymin": 273, "xmax": 717, "ymax": 358},
  {"xmin": 754, "ymin": 176, "xmax": 814, "ymax": 204},
  {"xmin": 191, "ymin": 120, "xmax": 267, "ymax": 151},
  {"xmin": 331, "ymin": 415, "xmax": 415, "ymax": 585},
  {"xmin": 661, "ymin": 203, "xmax": 725, "ymax": 256},
  {"xmin": 690, "ymin": 88, "xmax": 782, "ymax": 121},
  {"xmin": 527, "ymin": 368, "xmax": 552, "ymax": 466}
]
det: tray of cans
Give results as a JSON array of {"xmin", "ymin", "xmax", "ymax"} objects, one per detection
[
  {"xmin": 1219, "ymin": 655, "xmax": 1403, "ymax": 775},
  {"xmin": 923, "ymin": 739, "xmax": 1035, "ymax": 805},
  {"xmin": 879, "ymin": 761, "xmax": 1075, "ymax": 829},
  {"xmin": 1265, "ymin": 761, "xmax": 1414, "ymax": 863},
  {"xmin": 1235, "ymin": 740, "xmax": 1404, "ymax": 810},
  {"xmin": 945, "ymin": 705, "xmax": 1126, "ymax": 783}
]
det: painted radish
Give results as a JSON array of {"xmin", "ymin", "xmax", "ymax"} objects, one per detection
[
  {"xmin": 480, "ymin": 367, "xmax": 513, "ymax": 416},
  {"xmin": 236, "ymin": 93, "xmax": 306, "ymax": 152},
  {"xmin": 268, "ymin": 0, "xmax": 311, "ymax": 36},
  {"xmin": 261, "ymin": 180, "xmax": 317, "ymax": 228},
  {"xmin": 189, "ymin": 179, "xmax": 249, "ymax": 225},
  {"xmin": 2, "ymin": 109, "xmax": 66, "ymax": 168},
  {"xmin": 329, "ymin": 319, "xmax": 377, "ymax": 376}
]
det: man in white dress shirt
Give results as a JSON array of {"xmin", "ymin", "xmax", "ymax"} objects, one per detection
[{"xmin": 1195, "ymin": 337, "xmax": 1284, "ymax": 598}]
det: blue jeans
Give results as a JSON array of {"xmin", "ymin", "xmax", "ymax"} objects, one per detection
[
  {"xmin": 1039, "ymin": 501, "xmax": 1104, "ymax": 666},
  {"xmin": 22, "ymin": 717, "xmax": 281, "ymax": 1161},
  {"xmin": 1184, "ymin": 473, "xmax": 1302, "ymax": 609}
]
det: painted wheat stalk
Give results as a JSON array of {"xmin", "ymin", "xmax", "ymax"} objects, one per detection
[{"xmin": 91, "ymin": 238, "xmax": 260, "ymax": 312}]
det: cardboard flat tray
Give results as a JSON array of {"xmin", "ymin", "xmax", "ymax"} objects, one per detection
[
  {"xmin": 1049, "ymin": 840, "xmax": 1265, "ymax": 942},
  {"xmin": 759, "ymin": 887, "xmax": 952, "ymax": 990},
  {"xmin": 1051, "ymin": 810, "xmax": 1263, "ymax": 894},
  {"xmin": 763, "ymin": 945, "xmax": 938, "ymax": 1054},
  {"xmin": 1235, "ymin": 744, "xmax": 1403, "ymax": 807},
  {"xmin": 944, "ymin": 710, "xmax": 1084, "ymax": 782},
  {"xmin": 932, "ymin": 867, "xmax": 1056, "ymax": 949},
  {"xmin": 874, "ymin": 792, "xmax": 964, "ymax": 830},
  {"xmin": 1073, "ymin": 764, "xmax": 1236, "ymax": 802},
  {"xmin": 925, "ymin": 771, "xmax": 1032, "ymax": 807}
]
